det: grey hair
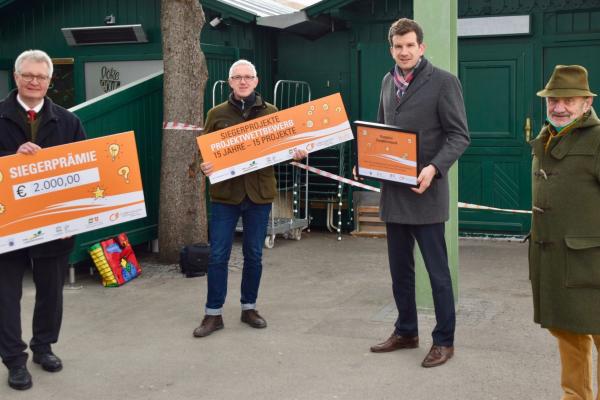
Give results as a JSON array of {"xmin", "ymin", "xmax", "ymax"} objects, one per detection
[
  {"xmin": 228, "ymin": 59, "xmax": 257, "ymax": 78},
  {"xmin": 14, "ymin": 50, "xmax": 53, "ymax": 77}
]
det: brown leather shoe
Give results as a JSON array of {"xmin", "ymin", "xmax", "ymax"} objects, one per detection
[
  {"xmin": 241, "ymin": 309, "xmax": 267, "ymax": 329},
  {"xmin": 193, "ymin": 315, "xmax": 224, "ymax": 337},
  {"xmin": 421, "ymin": 345, "xmax": 454, "ymax": 368},
  {"xmin": 370, "ymin": 333, "xmax": 419, "ymax": 353}
]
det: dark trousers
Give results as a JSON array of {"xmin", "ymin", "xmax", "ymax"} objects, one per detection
[
  {"xmin": 386, "ymin": 222, "xmax": 455, "ymax": 346},
  {"xmin": 0, "ymin": 253, "xmax": 68, "ymax": 369}
]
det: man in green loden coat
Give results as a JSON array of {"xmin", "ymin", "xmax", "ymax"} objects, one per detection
[{"xmin": 530, "ymin": 65, "xmax": 600, "ymax": 400}]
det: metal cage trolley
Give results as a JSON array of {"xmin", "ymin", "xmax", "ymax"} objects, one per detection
[{"xmin": 264, "ymin": 80, "xmax": 311, "ymax": 248}]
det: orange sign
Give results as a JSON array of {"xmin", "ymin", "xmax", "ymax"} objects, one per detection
[
  {"xmin": 0, "ymin": 131, "xmax": 146, "ymax": 254},
  {"xmin": 355, "ymin": 121, "xmax": 419, "ymax": 186},
  {"xmin": 197, "ymin": 93, "xmax": 354, "ymax": 183}
]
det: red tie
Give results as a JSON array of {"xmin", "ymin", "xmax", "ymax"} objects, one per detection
[{"xmin": 27, "ymin": 110, "xmax": 37, "ymax": 122}]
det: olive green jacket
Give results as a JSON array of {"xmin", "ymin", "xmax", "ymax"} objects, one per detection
[
  {"xmin": 529, "ymin": 108, "xmax": 600, "ymax": 334},
  {"xmin": 203, "ymin": 93, "xmax": 278, "ymax": 205}
]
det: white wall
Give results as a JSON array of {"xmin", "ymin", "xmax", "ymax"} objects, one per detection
[{"xmin": 84, "ymin": 60, "xmax": 163, "ymax": 100}]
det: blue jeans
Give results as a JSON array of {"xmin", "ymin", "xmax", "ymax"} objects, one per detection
[{"xmin": 205, "ymin": 198, "xmax": 271, "ymax": 315}]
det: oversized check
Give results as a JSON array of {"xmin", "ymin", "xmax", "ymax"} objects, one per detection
[
  {"xmin": 0, "ymin": 131, "xmax": 146, "ymax": 254},
  {"xmin": 197, "ymin": 93, "xmax": 354, "ymax": 184}
]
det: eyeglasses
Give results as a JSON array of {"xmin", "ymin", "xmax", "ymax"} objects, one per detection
[
  {"xmin": 18, "ymin": 73, "xmax": 50, "ymax": 83},
  {"xmin": 229, "ymin": 75, "xmax": 256, "ymax": 82}
]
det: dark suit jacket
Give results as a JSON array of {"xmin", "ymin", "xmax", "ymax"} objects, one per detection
[
  {"xmin": 0, "ymin": 90, "xmax": 86, "ymax": 259},
  {"xmin": 377, "ymin": 58, "xmax": 470, "ymax": 224}
]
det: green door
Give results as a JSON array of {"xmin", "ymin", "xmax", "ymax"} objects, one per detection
[
  {"xmin": 0, "ymin": 59, "xmax": 13, "ymax": 99},
  {"xmin": 357, "ymin": 42, "xmax": 391, "ymax": 121},
  {"xmin": 458, "ymin": 40, "xmax": 534, "ymax": 235}
]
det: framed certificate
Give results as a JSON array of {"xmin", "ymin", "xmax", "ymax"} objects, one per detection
[{"xmin": 354, "ymin": 121, "xmax": 419, "ymax": 186}]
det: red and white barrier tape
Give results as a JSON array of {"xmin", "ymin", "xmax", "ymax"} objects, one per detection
[
  {"xmin": 162, "ymin": 121, "xmax": 204, "ymax": 131},
  {"xmin": 290, "ymin": 161, "xmax": 532, "ymax": 214},
  {"xmin": 290, "ymin": 161, "xmax": 381, "ymax": 193},
  {"xmin": 457, "ymin": 202, "xmax": 531, "ymax": 214}
]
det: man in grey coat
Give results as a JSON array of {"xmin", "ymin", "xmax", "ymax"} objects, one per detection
[{"xmin": 368, "ymin": 18, "xmax": 470, "ymax": 368}]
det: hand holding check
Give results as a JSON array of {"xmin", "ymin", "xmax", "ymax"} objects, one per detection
[{"xmin": 17, "ymin": 142, "xmax": 42, "ymax": 155}]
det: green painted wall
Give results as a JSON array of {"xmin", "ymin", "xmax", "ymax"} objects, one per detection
[
  {"xmin": 276, "ymin": 31, "xmax": 352, "ymax": 112},
  {"xmin": 0, "ymin": 0, "xmax": 162, "ymax": 57},
  {"xmin": 414, "ymin": 0, "xmax": 459, "ymax": 308}
]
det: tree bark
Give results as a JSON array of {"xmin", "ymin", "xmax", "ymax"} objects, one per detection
[{"xmin": 159, "ymin": 0, "xmax": 208, "ymax": 262}]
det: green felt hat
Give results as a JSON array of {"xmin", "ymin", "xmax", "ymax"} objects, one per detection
[{"xmin": 537, "ymin": 65, "xmax": 596, "ymax": 98}]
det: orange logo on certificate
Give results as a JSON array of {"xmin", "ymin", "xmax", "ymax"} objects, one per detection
[
  {"xmin": 0, "ymin": 131, "xmax": 146, "ymax": 254},
  {"xmin": 197, "ymin": 93, "xmax": 354, "ymax": 183}
]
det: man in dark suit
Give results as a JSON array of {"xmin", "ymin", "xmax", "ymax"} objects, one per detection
[
  {"xmin": 368, "ymin": 18, "xmax": 470, "ymax": 367},
  {"xmin": 0, "ymin": 50, "xmax": 85, "ymax": 390}
]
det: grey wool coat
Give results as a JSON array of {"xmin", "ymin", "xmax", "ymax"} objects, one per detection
[
  {"xmin": 377, "ymin": 58, "xmax": 470, "ymax": 224},
  {"xmin": 529, "ymin": 109, "xmax": 600, "ymax": 334}
]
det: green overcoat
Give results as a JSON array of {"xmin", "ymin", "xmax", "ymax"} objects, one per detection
[
  {"xmin": 203, "ymin": 93, "xmax": 278, "ymax": 205},
  {"xmin": 529, "ymin": 108, "xmax": 600, "ymax": 334}
]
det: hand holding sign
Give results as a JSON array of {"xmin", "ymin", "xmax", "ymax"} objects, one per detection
[
  {"xmin": 200, "ymin": 162, "xmax": 214, "ymax": 177},
  {"xmin": 291, "ymin": 149, "xmax": 308, "ymax": 161},
  {"xmin": 17, "ymin": 142, "xmax": 42, "ymax": 155}
]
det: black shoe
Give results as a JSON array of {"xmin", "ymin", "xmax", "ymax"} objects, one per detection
[
  {"xmin": 33, "ymin": 352, "xmax": 63, "ymax": 372},
  {"xmin": 8, "ymin": 365, "xmax": 32, "ymax": 390}
]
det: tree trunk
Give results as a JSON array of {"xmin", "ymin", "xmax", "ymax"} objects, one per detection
[{"xmin": 159, "ymin": 0, "xmax": 208, "ymax": 262}]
